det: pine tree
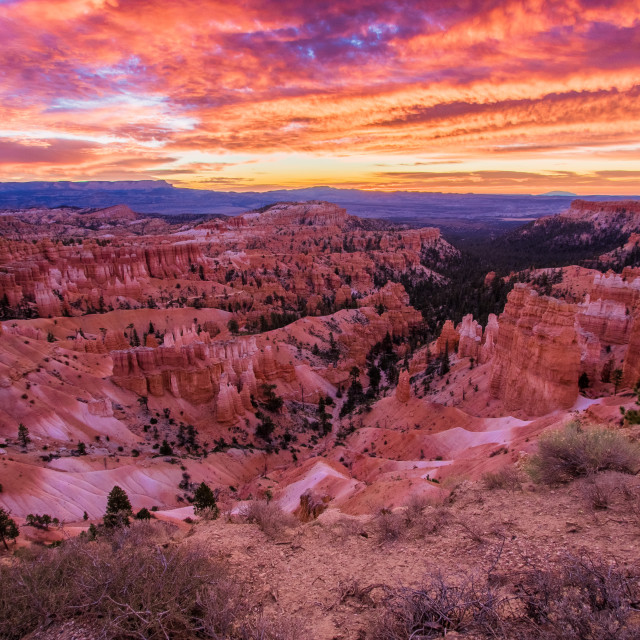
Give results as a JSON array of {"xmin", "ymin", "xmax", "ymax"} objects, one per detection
[
  {"xmin": 103, "ymin": 485, "xmax": 133, "ymax": 528},
  {"xmin": 613, "ymin": 368, "xmax": 623, "ymax": 395},
  {"xmin": 439, "ymin": 341, "xmax": 450, "ymax": 376},
  {"xmin": 367, "ymin": 363, "xmax": 381, "ymax": 392},
  {"xmin": 159, "ymin": 440, "xmax": 173, "ymax": 456},
  {"xmin": 0, "ymin": 507, "xmax": 19, "ymax": 550},
  {"xmin": 578, "ymin": 372, "xmax": 590, "ymax": 390},
  {"xmin": 193, "ymin": 482, "xmax": 219, "ymax": 518},
  {"xmin": 227, "ymin": 318, "xmax": 239, "ymax": 334},
  {"xmin": 17, "ymin": 423, "xmax": 30, "ymax": 449},
  {"xmin": 318, "ymin": 397, "xmax": 332, "ymax": 435}
]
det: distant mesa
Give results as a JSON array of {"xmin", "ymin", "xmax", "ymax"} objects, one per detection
[{"xmin": 538, "ymin": 191, "xmax": 578, "ymax": 197}]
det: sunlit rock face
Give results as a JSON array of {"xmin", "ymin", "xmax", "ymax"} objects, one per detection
[{"xmin": 490, "ymin": 285, "xmax": 580, "ymax": 415}]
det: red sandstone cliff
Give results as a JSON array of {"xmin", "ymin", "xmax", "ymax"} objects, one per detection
[{"xmin": 489, "ymin": 285, "xmax": 580, "ymax": 415}]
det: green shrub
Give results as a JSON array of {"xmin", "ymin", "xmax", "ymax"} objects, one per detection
[
  {"xmin": 527, "ymin": 422, "xmax": 640, "ymax": 484},
  {"xmin": 103, "ymin": 485, "xmax": 133, "ymax": 528},
  {"xmin": 193, "ymin": 482, "xmax": 219, "ymax": 519}
]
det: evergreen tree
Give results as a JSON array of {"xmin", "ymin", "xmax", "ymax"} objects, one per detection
[
  {"xmin": 135, "ymin": 507, "xmax": 152, "ymax": 521},
  {"xmin": 318, "ymin": 397, "xmax": 332, "ymax": 435},
  {"xmin": 613, "ymin": 368, "xmax": 623, "ymax": 395},
  {"xmin": 103, "ymin": 485, "xmax": 133, "ymax": 528},
  {"xmin": 439, "ymin": 341, "xmax": 450, "ymax": 376},
  {"xmin": 159, "ymin": 440, "xmax": 173, "ymax": 456},
  {"xmin": 255, "ymin": 414, "xmax": 275, "ymax": 441},
  {"xmin": 227, "ymin": 318, "xmax": 239, "ymax": 334},
  {"xmin": 193, "ymin": 482, "xmax": 219, "ymax": 518},
  {"xmin": 367, "ymin": 363, "xmax": 381, "ymax": 393},
  {"xmin": 17, "ymin": 423, "xmax": 30, "ymax": 449},
  {"xmin": 0, "ymin": 507, "xmax": 19, "ymax": 550},
  {"xmin": 578, "ymin": 372, "xmax": 590, "ymax": 390}
]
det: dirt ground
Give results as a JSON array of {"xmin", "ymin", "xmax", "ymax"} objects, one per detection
[{"xmin": 183, "ymin": 476, "xmax": 640, "ymax": 640}]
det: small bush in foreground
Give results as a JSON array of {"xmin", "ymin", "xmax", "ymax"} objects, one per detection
[
  {"xmin": 370, "ymin": 553, "xmax": 640, "ymax": 639},
  {"xmin": 374, "ymin": 509, "xmax": 406, "ymax": 542},
  {"xmin": 578, "ymin": 472, "xmax": 627, "ymax": 511},
  {"xmin": 0, "ymin": 521, "xmax": 300, "ymax": 640},
  {"xmin": 239, "ymin": 500, "xmax": 295, "ymax": 538},
  {"xmin": 514, "ymin": 553, "xmax": 640, "ymax": 640},
  {"xmin": 374, "ymin": 571, "xmax": 503, "ymax": 638},
  {"xmin": 527, "ymin": 423, "xmax": 640, "ymax": 484},
  {"xmin": 482, "ymin": 466, "xmax": 522, "ymax": 492}
]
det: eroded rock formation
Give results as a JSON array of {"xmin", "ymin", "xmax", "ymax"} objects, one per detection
[{"xmin": 489, "ymin": 285, "xmax": 580, "ymax": 415}]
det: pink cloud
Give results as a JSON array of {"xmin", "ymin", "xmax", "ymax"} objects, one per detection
[{"xmin": 0, "ymin": 0, "xmax": 638, "ymax": 188}]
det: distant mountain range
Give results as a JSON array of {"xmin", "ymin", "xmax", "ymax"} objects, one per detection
[{"xmin": 0, "ymin": 181, "xmax": 636, "ymax": 238}]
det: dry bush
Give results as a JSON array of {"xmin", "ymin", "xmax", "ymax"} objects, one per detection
[
  {"xmin": 416, "ymin": 505, "xmax": 453, "ymax": 537},
  {"xmin": 483, "ymin": 466, "xmax": 523, "ymax": 492},
  {"xmin": 403, "ymin": 493, "xmax": 430, "ymax": 526},
  {"xmin": 454, "ymin": 518, "xmax": 487, "ymax": 545},
  {"xmin": 402, "ymin": 494, "xmax": 439, "ymax": 538},
  {"xmin": 514, "ymin": 554, "xmax": 640, "ymax": 640},
  {"xmin": 374, "ymin": 509, "xmax": 406, "ymax": 542},
  {"xmin": 239, "ymin": 500, "xmax": 296, "ymax": 538},
  {"xmin": 337, "ymin": 579, "xmax": 382, "ymax": 607},
  {"xmin": 579, "ymin": 472, "xmax": 623, "ymax": 510},
  {"xmin": 238, "ymin": 614, "xmax": 302, "ymax": 640},
  {"xmin": 108, "ymin": 517, "xmax": 177, "ymax": 548},
  {"xmin": 369, "ymin": 554, "xmax": 640, "ymax": 639},
  {"xmin": 330, "ymin": 515, "xmax": 369, "ymax": 540},
  {"xmin": 527, "ymin": 423, "xmax": 640, "ymax": 484},
  {"xmin": 372, "ymin": 571, "xmax": 505, "ymax": 639},
  {"xmin": 0, "ymin": 521, "xmax": 299, "ymax": 640}
]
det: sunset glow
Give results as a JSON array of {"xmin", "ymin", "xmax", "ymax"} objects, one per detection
[{"xmin": 1, "ymin": 0, "xmax": 640, "ymax": 193}]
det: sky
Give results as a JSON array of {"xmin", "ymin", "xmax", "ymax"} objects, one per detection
[{"xmin": 0, "ymin": 0, "xmax": 639, "ymax": 194}]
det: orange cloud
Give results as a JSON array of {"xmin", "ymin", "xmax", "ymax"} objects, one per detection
[{"xmin": 0, "ymin": 0, "xmax": 638, "ymax": 192}]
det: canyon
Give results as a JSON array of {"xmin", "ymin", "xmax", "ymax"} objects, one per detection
[{"xmin": 1, "ymin": 198, "xmax": 640, "ymax": 531}]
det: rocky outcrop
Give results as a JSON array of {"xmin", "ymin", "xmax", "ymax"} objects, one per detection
[
  {"xmin": 489, "ymin": 285, "xmax": 580, "ymax": 415},
  {"xmin": 479, "ymin": 314, "xmax": 499, "ymax": 364},
  {"xmin": 587, "ymin": 272, "xmax": 640, "ymax": 310},
  {"xmin": 578, "ymin": 332, "xmax": 602, "ymax": 383},
  {"xmin": 241, "ymin": 202, "xmax": 350, "ymax": 227},
  {"xmin": 577, "ymin": 297, "xmax": 633, "ymax": 345},
  {"xmin": 561, "ymin": 199, "xmax": 640, "ymax": 232},
  {"xmin": 435, "ymin": 320, "xmax": 459, "ymax": 356},
  {"xmin": 395, "ymin": 370, "xmax": 411, "ymax": 403},
  {"xmin": 294, "ymin": 490, "xmax": 330, "ymax": 522},
  {"xmin": 88, "ymin": 398, "xmax": 113, "ymax": 417},
  {"xmin": 623, "ymin": 317, "xmax": 640, "ymax": 387},
  {"xmin": 458, "ymin": 314, "xmax": 482, "ymax": 360},
  {"xmin": 110, "ymin": 329, "xmax": 299, "ymax": 423}
]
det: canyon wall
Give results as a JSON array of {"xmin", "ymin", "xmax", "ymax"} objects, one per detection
[{"xmin": 489, "ymin": 285, "xmax": 580, "ymax": 415}]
